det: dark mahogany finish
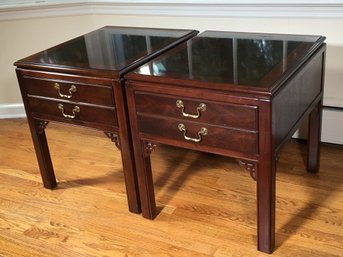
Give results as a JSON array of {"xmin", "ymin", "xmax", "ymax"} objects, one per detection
[
  {"xmin": 15, "ymin": 26, "xmax": 198, "ymax": 214},
  {"xmin": 125, "ymin": 31, "xmax": 326, "ymax": 253}
]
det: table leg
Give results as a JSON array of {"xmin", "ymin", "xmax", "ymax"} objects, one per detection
[
  {"xmin": 29, "ymin": 119, "xmax": 57, "ymax": 189},
  {"xmin": 307, "ymin": 101, "xmax": 322, "ymax": 173},
  {"xmin": 119, "ymin": 139, "xmax": 142, "ymax": 214},
  {"xmin": 257, "ymin": 156, "xmax": 276, "ymax": 254},
  {"xmin": 114, "ymin": 81, "xmax": 142, "ymax": 214},
  {"xmin": 135, "ymin": 141, "xmax": 156, "ymax": 219}
]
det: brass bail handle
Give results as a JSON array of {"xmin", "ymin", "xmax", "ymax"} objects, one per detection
[
  {"xmin": 58, "ymin": 103, "xmax": 80, "ymax": 119},
  {"xmin": 176, "ymin": 100, "xmax": 206, "ymax": 119},
  {"xmin": 54, "ymin": 82, "xmax": 77, "ymax": 99},
  {"xmin": 178, "ymin": 123, "xmax": 207, "ymax": 143}
]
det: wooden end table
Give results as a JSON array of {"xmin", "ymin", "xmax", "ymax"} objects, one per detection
[
  {"xmin": 125, "ymin": 31, "xmax": 326, "ymax": 253},
  {"xmin": 15, "ymin": 26, "xmax": 198, "ymax": 214}
]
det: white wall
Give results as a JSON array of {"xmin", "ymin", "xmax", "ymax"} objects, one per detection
[
  {"xmin": 0, "ymin": 15, "xmax": 94, "ymax": 104},
  {"xmin": 0, "ymin": 2, "xmax": 342, "ymax": 143}
]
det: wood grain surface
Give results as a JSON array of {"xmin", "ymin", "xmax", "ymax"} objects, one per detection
[{"xmin": 0, "ymin": 119, "xmax": 342, "ymax": 257}]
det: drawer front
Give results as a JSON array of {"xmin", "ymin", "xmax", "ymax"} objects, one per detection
[
  {"xmin": 137, "ymin": 114, "xmax": 258, "ymax": 155},
  {"xmin": 135, "ymin": 92, "xmax": 257, "ymax": 130},
  {"xmin": 28, "ymin": 97, "xmax": 117, "ymax": 128},
  {"xmin": 24, "ymin": 76, "xmax": 114, "ymax": 107}
]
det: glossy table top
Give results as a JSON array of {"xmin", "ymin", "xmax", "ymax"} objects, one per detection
[
  {"xmin": 129, "ymin": 31, "xmax": 325, "ymax": 92},
  {"xmin": 15, "ymin": 26, "xmax": 197, "ymax": 77}
]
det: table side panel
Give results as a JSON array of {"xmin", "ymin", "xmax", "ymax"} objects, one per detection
[{"xmin": 272, "ymin": 46, "xmax": 325, "ymax": 150}]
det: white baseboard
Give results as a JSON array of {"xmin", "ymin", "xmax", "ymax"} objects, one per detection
[
  {"xmin": 321, "ymin": 108, "xmax": 343, "ymax": 145},
  {"xmin": 293, "ymin": 108, "xmax": 343, "ymax": 145},
  {"xmin": 0, "ymin": 103, "xmax": 26, "ymax": 119}
]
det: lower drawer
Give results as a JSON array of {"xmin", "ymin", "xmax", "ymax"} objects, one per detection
[
  {"xmin": 137, "ymin": 114, "xmax": 258, "ymax": 155},
  {"xmin": 28, "ymin": 97, "xmax": 118, "ymax": 130}
]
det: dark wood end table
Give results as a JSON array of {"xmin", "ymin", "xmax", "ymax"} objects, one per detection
[
  {"xmin": 15, "ymin": 26, "xmax": 198, "ymax": 214},
  {"xmin": 126, "ymin": 31, "xmax": 326, "ymax": 253}
]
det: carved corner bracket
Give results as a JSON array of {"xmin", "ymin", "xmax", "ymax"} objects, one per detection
[
  {"xmin": 275, "ymin": 151, "xmax": 282, "ymax": 165},
  {"xmin": 236, "ymin": 159, "xmax": 257, "ymax": 181},
  {"xmin": 144, "ymin": 141, "xmax": 157, "ymax": 157},
  {"xmin": 37, "ymin": 120, "xmax": 49, "ymax": 134},
  {"xmin": 104, "ymin": 132, "xmax": 121, "ymax": 150}
]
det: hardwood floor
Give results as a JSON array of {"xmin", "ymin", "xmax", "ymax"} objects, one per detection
[{"xmin": 0, "ymin": 119, "xmax": 342, "ymax": 257}]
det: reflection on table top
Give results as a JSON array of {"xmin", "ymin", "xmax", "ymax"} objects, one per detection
[
  {"xmin": 131, "ymin": 31, "xmax": 325, "ymax": 90},
  {"xmin": 15, "ymin": 26, "xmax": 196, "ymax": 74}
]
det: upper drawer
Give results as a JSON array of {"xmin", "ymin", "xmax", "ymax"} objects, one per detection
[
  {"xmin": 23, "ymin": 76, "xmax": 114, "ymax": 107},
  {"xmin": 134, "ymin": 92, "xmax": 258, "ymax": 131}
]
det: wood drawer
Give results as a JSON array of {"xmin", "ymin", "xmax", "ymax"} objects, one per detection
[
  {"xmin": 134, "ymin": 92, "xmax": 258, "ymax": 131},
  {"xmin": 137, "ymin": 114, "xmax": 258, "ymax": 155},
  {"xmin": 24, "ymin": 76, "xmax": 114, "ymax": 107},
  {"xmin": 28, "ymin": 97, "xmax": 117, "ymax": 128}
]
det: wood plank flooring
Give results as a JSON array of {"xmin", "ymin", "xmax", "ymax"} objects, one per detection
[{"xmin": 0, "ymin": 119, "xmax": 342, "ymax": 257}]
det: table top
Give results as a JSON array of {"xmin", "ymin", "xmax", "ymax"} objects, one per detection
[
  {"xmin": 128, "ymin": 31, "xmax": 325, "ymax": 94},
  {"xmin": 15, "ymin": 26, "xmax": 197, "ymax": 77}
]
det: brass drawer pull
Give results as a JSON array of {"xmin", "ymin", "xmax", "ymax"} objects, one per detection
[
  {"xmin": 178, "ymin": 123, "xmax": 207, "ymax": 143},
  {"xmin": 176, "ymin": 100, "xmax": 206, "ymax": 119},
  {"xmin": 58, "ymin": 103, "xmax": 80, "ymax": 119},
  {"xmin": 54, "ymin": 82, "xmax": 77, "ymax": 99}
]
